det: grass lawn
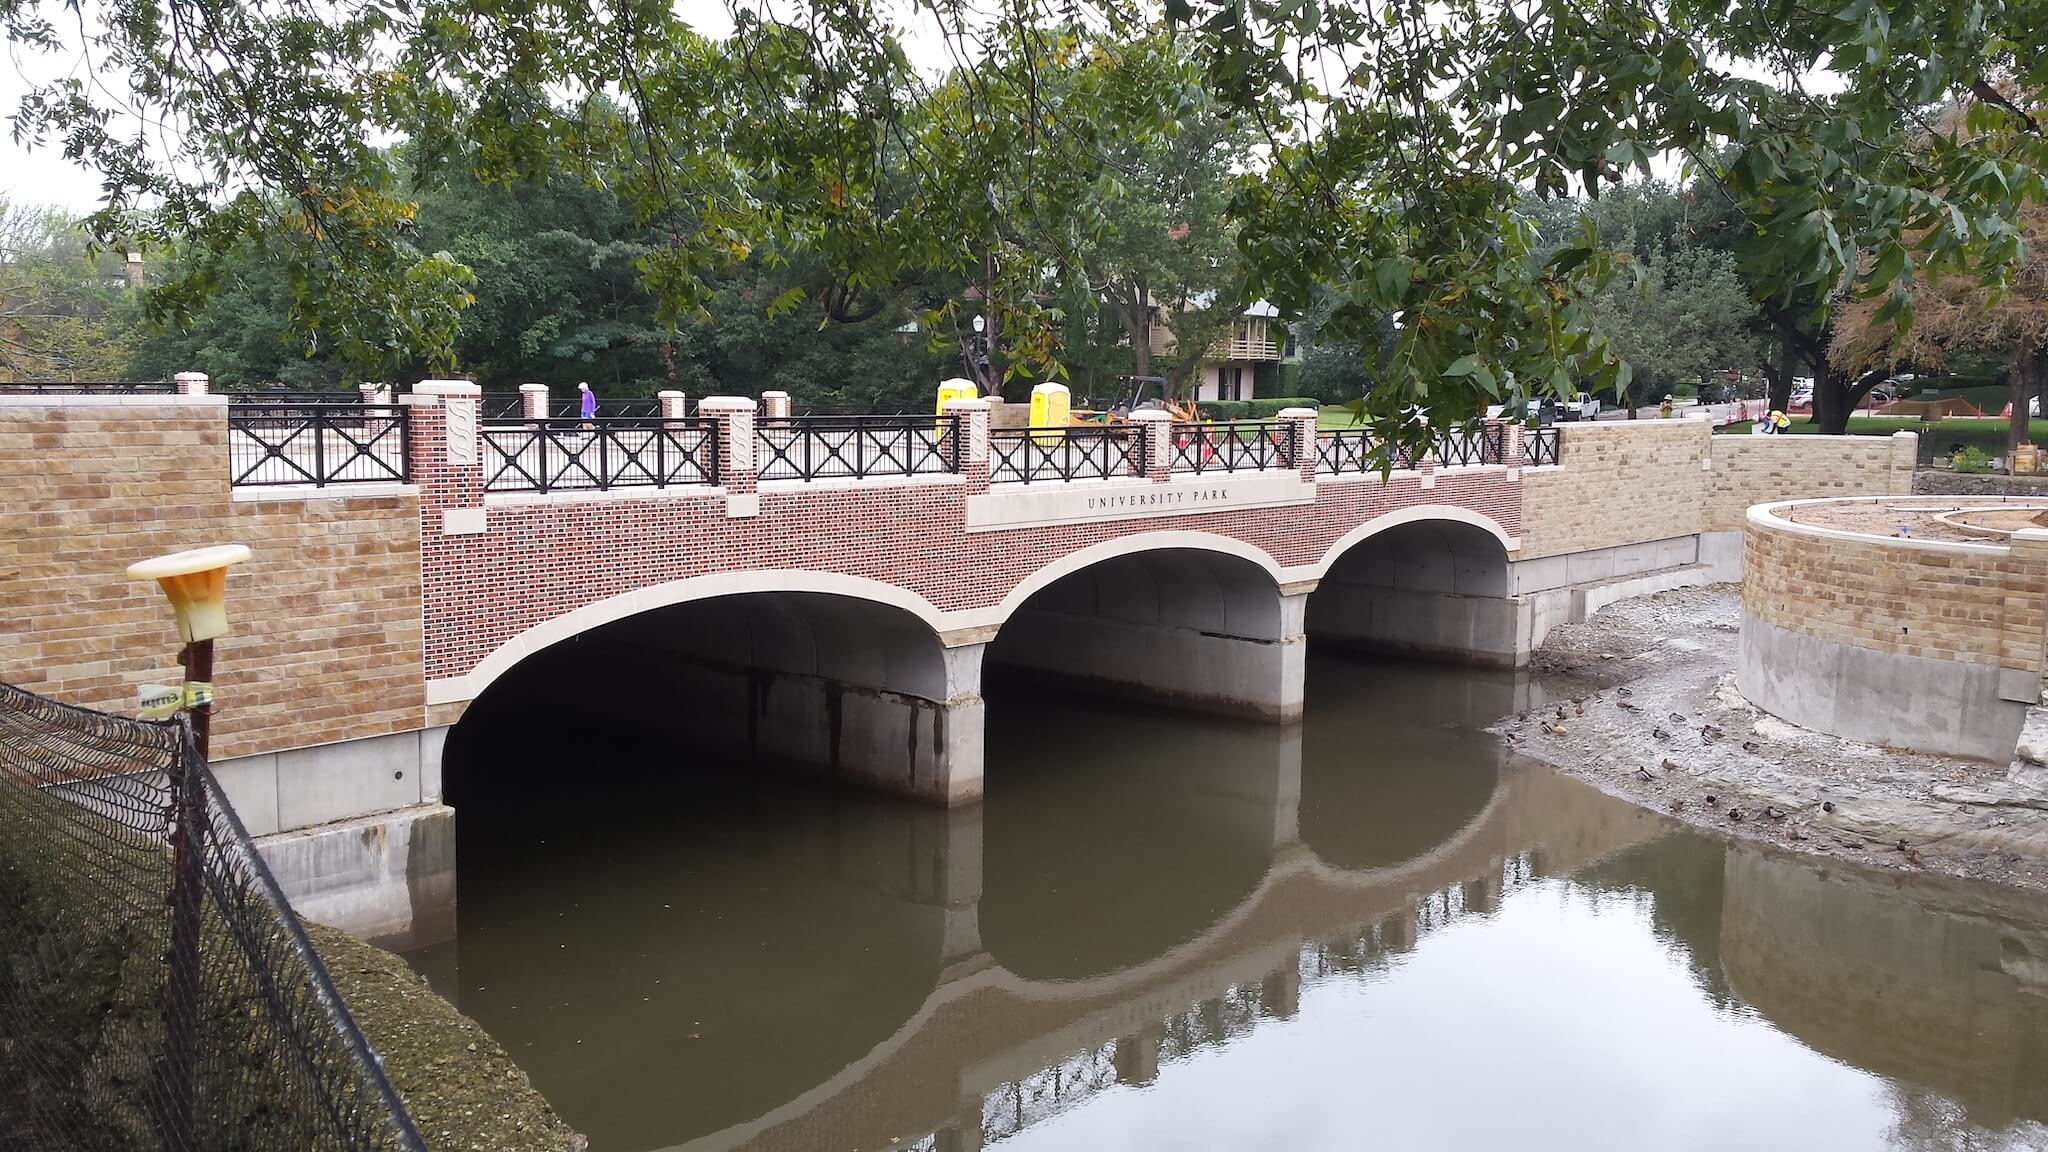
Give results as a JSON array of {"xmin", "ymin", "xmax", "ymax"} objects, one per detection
[{"xmin": 1720, "ymin": 416, "xmax": 2048, "ymax": 467}]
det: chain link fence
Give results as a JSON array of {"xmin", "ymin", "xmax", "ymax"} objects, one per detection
[{"xmin": 0, "ymin": 680, "xmax": 425, "ymax": 1150}]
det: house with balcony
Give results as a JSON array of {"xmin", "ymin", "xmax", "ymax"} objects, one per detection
[{"xmin": 1138, "ymin": 297, "xmax": 1294, "ymax": 403}]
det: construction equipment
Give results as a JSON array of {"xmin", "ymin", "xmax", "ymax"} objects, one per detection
[{"xmin": 1071, "ymin": 374, "xmax": 1200, "ymax": 423}]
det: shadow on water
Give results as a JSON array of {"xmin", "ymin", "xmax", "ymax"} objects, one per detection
[
  {"xmin": 978, "ymin": 694, "xmax": 1289, "ymax": 982},
  {"xmin": 422, "ymin": 691, "xmax": 951, "ymax": 1150},
  {"xmin": 414, "ymin": 653, "xmax": 2048, "ymax": 1152}
]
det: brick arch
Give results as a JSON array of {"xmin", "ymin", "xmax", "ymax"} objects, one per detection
[
  {"xmin": 426, "ymin": 569, "xmax": 952, "ymax": 707},
  {"xmin": 1306, "ymin": 504, "xmax": 1517, "ymax": 580},
  {"xmin": 987, "ymin": 530, "xmax": 1287, "ymax": 626}
]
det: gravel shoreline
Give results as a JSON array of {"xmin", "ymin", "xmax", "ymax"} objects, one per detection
[{"xmin": 1502, "ymin": 585, "xmax": 2048, "ymax": 895}]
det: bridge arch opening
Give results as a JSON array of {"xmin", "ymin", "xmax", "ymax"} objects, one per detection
[
  {"xmin": 985, "ymin": 542, "xmax": 1302, "ymax": 721},
  {"xmin": 1306, "ymin": 515, "xmax": 1520, "ymax": 667},
  {"xmin": 447, "ymin": 588, "xmax": 983, "ymax": 805}
]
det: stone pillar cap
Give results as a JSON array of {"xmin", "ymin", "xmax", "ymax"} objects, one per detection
[
  {"xmin": 415, "ymin": 379, "xmax": 481, "ymax": 396},
  {"xmin": 1128, "ymin": 409, "xmax": 1172, "ymax": 421},
  {"xmin": 173, "ymin": 371, "xmax": 209, "ymax": 381},
  {"xmin": 762, "ymin": 389, "xmax": 790, "ymax": 398},
  {"xmin": 1277, "ymin": 407, "xmax": 1318, "ymax": 419},
  {"xmin": 697, "ymin": 395, "xmax": 758, "ymax": 412},
  {"xmin": 657, "ymin": 389, "xmax": 686, "ymax": 398},
  {"xmin": 518, "ymin": 382, "xmax": 548, "ymax": 393},
  {"xmin": 941, "ymin": 398, "xmax": 991, "ymax": 412}
]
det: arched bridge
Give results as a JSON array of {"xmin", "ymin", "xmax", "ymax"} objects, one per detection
[{"xmin": 0, "ymin": 382, "xmax": 1919, "ymax": 942}]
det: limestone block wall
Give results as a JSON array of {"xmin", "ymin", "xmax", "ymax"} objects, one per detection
[
  {"xmin": 1739, "ymin": 498, "xmax": 2046, "ymax": 760},
  {"xmin": 1518, "ymin": 420, "xmax": 1707, "ymax": 560},
  {"xmin": 0, "ymin": 397, "xmax": 426, "ymax": 760},
  {"xmin": 1706, "ymin": 432, "xmax": 1916, "ymax": 533},
  {"xmin": 1519, "ymin": 420, "xmax": 1918, "ymax": 563},
  {"xmin": 1743, "ymin": 502, "xmax": 2042, "ymax": 674}
]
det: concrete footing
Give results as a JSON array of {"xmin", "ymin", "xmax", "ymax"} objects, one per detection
[
  {"xmin": 1738, "ymin": 610, "xmax": 2029, "ymax": 761},
  {"xmin": 256, "ymin": 802, "xmax": 456, "ymax": 950}
]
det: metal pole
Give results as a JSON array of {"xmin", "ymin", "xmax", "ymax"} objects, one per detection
[{"xmin": 163, "ymin": 637, "xmax": 212, "ymax": 1150}]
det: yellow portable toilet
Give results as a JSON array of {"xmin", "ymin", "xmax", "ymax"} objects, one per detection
[
  {"xmin": 1030, "ymin": 382, "xmax": 1070, "ymax": 445},
  {"xmin": 936, "ymin": 378, "xmax": 978, "ymax": 439}
]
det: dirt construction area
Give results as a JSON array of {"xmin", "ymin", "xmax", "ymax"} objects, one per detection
[{"xmin": 1504, "ymin": 585, "xmax": 2048, "ymax": 894}]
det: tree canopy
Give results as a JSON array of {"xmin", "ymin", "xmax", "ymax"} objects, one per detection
[{"xmin": 6, "ymin": 0, "xmax": 2046, "ymax": 455}]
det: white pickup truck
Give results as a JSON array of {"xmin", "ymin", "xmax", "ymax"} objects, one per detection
[{"xmin": 1487, "ymin": 397, "xmax": 1599, "ymax": 421}]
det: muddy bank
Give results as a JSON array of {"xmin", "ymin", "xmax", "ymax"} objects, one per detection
[
  {"xmin": 309, "ymin": 923, "xmax": 588, "ymax": 1151},
  {"xmin": 1504, "ymin": 585, "xmax": 2048, "ymax": 895}
]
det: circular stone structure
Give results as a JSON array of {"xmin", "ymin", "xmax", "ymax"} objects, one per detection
[{"xmin": 1741, "ymin": 496, "xmax": 2048, "ymax": 761}]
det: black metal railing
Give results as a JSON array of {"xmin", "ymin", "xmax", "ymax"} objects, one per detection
[
  {"xmin": 481, "ymin": 417, "xmax": 718, "ymax": 493},
  {"xmin": 756, "ymin": 415, "xmax": 961, "ymax": 481},
  {"xmin": 0, "ymin": 680, "xmax": 424, "ymax": 1150},
  {"xmin": 1523, "ymin": 425, "xmax": 1561, "ymax": 466},
  {"xmin": 1436, "ymin": 423, "xmax": 1507, "ymax": 466},
  {"xmin": 1170, "ymin": 421, "xmax": 1299, "ymax": 474},
  {"xmin": 0, "ymin": 380, "xmax": 176, "ymax": 393},
  {"xmin": 1315, "ymin": 429, "xmax": 1422, "ymax": 473},
  {"xmin": 229, "ymin": 403, "xmax": 410, "ymax": 487},
  {"xmin": 225, "ymin": 389, "xmax": 362, "ymax": 404},
  {"xmin": 478, "ymin": 393, "xmax": 666, "ymax": 420},
  {"xmin": 989, "ymin": 425, "xmax": 1142, "ymax": 484},
  {"xmin": 479, "ymin": 392, "xmax": 527, "ymax": 420}
]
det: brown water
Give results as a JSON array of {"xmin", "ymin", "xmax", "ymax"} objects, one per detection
[{"xmin": 410, "ymin": 657, "xmax": 2048, "ymax": 1152}]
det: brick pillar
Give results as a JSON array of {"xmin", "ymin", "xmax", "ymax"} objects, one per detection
[
  {"xmin": 1130, "ymin": 409, "xmax": 1173, "ymax": 481},
  {"xmin": 761, "ymin": 390, "xmax": 792, "ymax": 420},
  {"xmin": 1499, "ymin": 418, "xmax": 1524, "ymax": 479},
  {"xmin": 407, "ymin": 380, "xmax": 485, "ymax": 534},
  {"xmin": 658, "ymin": 390, "xmax": 688, "ymax": 419},
  {"xmin": 943, "ymin": 398, "xmax": 991, "ymax": 494},
  {"xmin": 519, "ymin": 382, "xmax": 548, "ymax": 420},
  {"xmin": 1278, "ymin": 407, "xmax": 1319, "ymax": 482},
  {"xmin": 174, "ymin": 372, "xmax": 209, "ymax": 396},
  {"xmin": 697, "ymin": 397, "xmax": 758, "ymax": 518}
]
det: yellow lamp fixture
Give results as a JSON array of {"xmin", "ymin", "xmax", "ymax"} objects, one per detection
[{"xmin": 126, "ymin": 544, "xmax": 252, "ymax": 643}]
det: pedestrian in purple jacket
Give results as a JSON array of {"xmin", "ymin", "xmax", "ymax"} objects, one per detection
[{"xmin": 578, "ymin": 381, "xmax": 596, "ymax": 426}]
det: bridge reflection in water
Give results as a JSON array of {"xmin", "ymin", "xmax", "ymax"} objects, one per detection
[{"xmin": 416, "ymin": 659, "xmax": 2048, "ymax": 1152}]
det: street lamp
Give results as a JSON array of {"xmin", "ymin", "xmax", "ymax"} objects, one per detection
[
  {"xmin": 125, "ymin": 542, "xmax": 246, "ymax": 1145},
  {"xmin": 127, "ymin": 543, "xmax": 249, "ymax": 756}
]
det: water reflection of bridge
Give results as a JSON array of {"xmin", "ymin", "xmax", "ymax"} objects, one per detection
[
  {"xmin": 659, "ymin": 753, "xmax": 1661, "ymax": 1152},
  {"xmin": 434, "ymin": 659, "xmax": 2048, "ymax": 1152}
]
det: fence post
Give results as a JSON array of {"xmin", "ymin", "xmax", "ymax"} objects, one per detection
[
  {"xmin": 1130, "ymin": 409, "xmax": 1173, "ymax": 481},
  {"xmin": 698, "ymin": 396, "xmax": 758, "ymax": 517},
  {"xmin": 519, "ymin": 382, "xmax": 548, "ymax": 420},
  {"xmin": 1279, "ymin": 407, "xmax": 1319, "ymax": 482},
  {"xmin": 659, "ymin": 390, "xmax": 689, "ymax": 419},
  {"xmin": 173, "ymin": 371, "xmax": 209, "ymax": 396},
  {"xmin": 944, "ymin": 398, "xmax": 990, "ymax": 494},
  {"xmin": 408, "ymin": 380, "xmax": 485, "ymax": 534},
  {"xmin": 761, "ymin": 390, "xmax": 792, "ymax": 420}
]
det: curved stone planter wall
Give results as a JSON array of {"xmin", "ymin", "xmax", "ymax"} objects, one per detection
[{"xmin": 1740, "ymin": 497, "xmax": 2048, "ymax": 761}]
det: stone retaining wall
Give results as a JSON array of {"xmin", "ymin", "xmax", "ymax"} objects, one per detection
[
  {"xmin": 0, "ymin": 396, "xmax": 427, "ymax": 760},
  {"xmin": 1739, "ymin": 496, "xmax": 2048, "ymax": 761},
  {"xmin": 1518, "ymin": 420, "xmax": 1917, "ymax": 561}
]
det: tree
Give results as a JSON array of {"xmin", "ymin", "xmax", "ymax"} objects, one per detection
[
  {"xmin": 1593, "ymin": 245, "xmax": 1764, "ymax": 411},
  {"xmin": 1832, "ymin": 202, "xmax": 2048, "ymax": 455},
  {"xmin": 8, "ymin": 0, "xmax": 2047, "ymax": 453},
  {"xmin": 0, "ymin": 200, "xmax": 142, "ymax": 380}
]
